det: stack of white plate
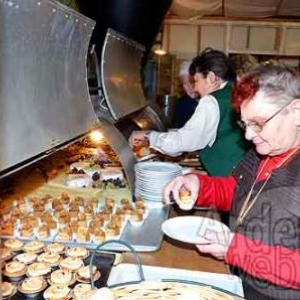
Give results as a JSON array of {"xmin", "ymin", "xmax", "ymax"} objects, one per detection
[{"xmin": 135, "ymin": 162, "xmax": 182, "ymax": 202}]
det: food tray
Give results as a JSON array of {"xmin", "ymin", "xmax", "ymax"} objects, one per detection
[{"xmin": 1, "ymin": 206, "xmax": 169, "ymax": 252}]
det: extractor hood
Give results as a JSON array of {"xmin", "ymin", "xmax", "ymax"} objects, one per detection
[
  {"xmin": 0, "ymin": 0, "xmax": 99, "ymax": 177},
  {"xmin": 100, "ymin": 29, "xmax": 148, "ymax": 121}
]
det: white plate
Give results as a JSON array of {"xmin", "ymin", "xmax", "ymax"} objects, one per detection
[
  {"xmin": 135, "ymin": 162, "xmax": 182, "ymax": 174},
  {"xmin": 161, "ymin": 216, "xmax": 230, "ymax": 244}
]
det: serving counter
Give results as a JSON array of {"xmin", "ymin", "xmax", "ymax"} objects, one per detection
[{"xmin": 123, "ymin": 208, "xmax": 229, "ymax": 274}]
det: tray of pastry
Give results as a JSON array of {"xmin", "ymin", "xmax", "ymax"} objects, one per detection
[
  {"xmin": 0, "ymin": 192, "xmax": 169, "ymax": 252},
  {"xmin": 1, "ymin": 240, "xmax": 117, "ymax": 300}
]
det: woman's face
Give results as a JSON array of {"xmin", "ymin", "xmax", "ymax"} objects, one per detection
[{"xmin": 241, "ymin": 91, "xmax": 300, "ymax": 156}]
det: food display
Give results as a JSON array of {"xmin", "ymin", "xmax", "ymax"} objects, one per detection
[
  {"xmin": 0, "ymin": 138, "xmax": 147, "ymax": 249},
  {"xmin": 0, "ymin": 192, "xmax": 146, "ymax": 248},
  {"xmin": 1, "ymin": 241, "xmax": 116, "ymax": 299}
]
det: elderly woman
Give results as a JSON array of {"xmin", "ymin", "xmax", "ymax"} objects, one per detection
[
  {"xmin": 163, "ymin": 65, "xmax": 300, "ymax": 300},
  {"xmin": 129, "ymin": 48, "xmax": 249, "ymax": 176}
]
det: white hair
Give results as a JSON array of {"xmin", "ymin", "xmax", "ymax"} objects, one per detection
[
  {"xmin": 179, "ymin": 60, "xmax": 192, "ymax": 77},
  {"xmin": 256, "ymin": 64, "xmax": 300, "ymax": 107}
]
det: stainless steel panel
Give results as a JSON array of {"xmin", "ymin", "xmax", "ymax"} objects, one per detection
[
  {"xmin": 132, "ymin": 103, "xmax": 168, "ymax": 132},
  {"xmin": 0, "ymin": 0, "xmax": 99, "ymax": 175},
  {"xmin": 101, "ymin": 29, "xmax": 148, "ymax": 120},
  {"xmin": 97, "ymin": 117, "xmax": 137, "ymax": 197}
]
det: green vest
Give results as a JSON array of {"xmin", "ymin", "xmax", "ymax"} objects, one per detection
[{"xmin": 199, "ymin": 83, "xmax": 250, "ymax": 176}]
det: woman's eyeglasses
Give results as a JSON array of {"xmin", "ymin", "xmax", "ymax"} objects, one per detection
[{"xmin": 238, "ymin": 104, "xmax": 288, "ymax": 133}]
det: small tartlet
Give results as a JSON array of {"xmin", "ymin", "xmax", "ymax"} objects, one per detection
[
  {"xmin": 76, "ymin": 265, "xmax": 101, "ymax": 283},
  {"xmin": 23, "ymin": 241, "xmax": 45, "ymax": 253},
  {"xmin": 66, "ymin": 247, "xmax": 89, "ymax": 259},
  {"xmin": 59, "ymin": 257, "xmax": 84, "ymax": 272},
  {"xmin": 2, "ymin": 282, "xmax": 16, "ymax": 298},
  {"xmin": 18, "ymin": 276, "xmax": 47, "ymax": 295},
  {"xmin": 44, "ymin": 284, "xmax": 71, "ymax": 300},
  {"xmin": 48, "ymin": 269, "xmax": 76, "ymax": 286},
  {"xmin": 4, "ymin": 239, "xmax": 23, "ymax": 251},
  {"xmin": 72, "ymin": 283, "xmax": 93, "ymax": 299},
  {"xmin": 3, "ymin": 261, "xmax": 27, "ymax": 277},
  {"xmin": 178, "ymin": 187, "xmax": 194, "ymax": 210},
  {"xmin": 27, "ymin": 262, "xmax": 52, "ymax": 277},
  {"xmin": 1, "ymin": 247, "xmax": 13, "ymax": 262},
  {"xmin": 46, "ymin": 243, "xmax": 65, "ymax": 254},
  {"xmin": 37, "ymin": 252, "xmax": 61, "ymax": 266},
  {"xmin": 15, "ymin": 252, "xmax": 37, "ymax": 265}
]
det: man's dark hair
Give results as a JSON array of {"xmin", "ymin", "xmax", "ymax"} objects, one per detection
[{"xmin": 189, "ymin": 48, "xmax": 236, "ymax": 82}]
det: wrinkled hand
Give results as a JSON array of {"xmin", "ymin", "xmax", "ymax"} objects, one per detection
[
  {"xmin": 162, "ymin": 174, "xmax": 199, "ymax": 207},
  {"xmin": 128, "ymin": 131, "xmax": 148, "ymax": 147},
  {"xmin": 196, "ymin": 231, "xmax": 234, "ymax": 260}
]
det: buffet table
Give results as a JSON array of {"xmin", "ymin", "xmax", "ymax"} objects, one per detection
[{"xmin": 118, "ymin": 208, "xmax": 244, "ymax": 297}]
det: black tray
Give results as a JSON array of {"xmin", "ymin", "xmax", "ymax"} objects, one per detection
[{"xmin": 4, "ymin": 251, "xmax": 116, "ymax": 300}]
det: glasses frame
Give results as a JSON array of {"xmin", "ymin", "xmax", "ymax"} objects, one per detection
[{"xmin": 238, "ymin": 103, "xmax": 289, "ymax": 133}]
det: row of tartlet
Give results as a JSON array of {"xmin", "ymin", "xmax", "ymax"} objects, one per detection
[
  {"xmin": 1, "ymin": 241, "xmax": 101, "ymax": 299},
  {"xmin": 2, "ymin": 280, "xmax": 96, "ymax": 300},
  {"xmin": 1, "ymin": 196, "xmax": 146, "ymax": 243}
]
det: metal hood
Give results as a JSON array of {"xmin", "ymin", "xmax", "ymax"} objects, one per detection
[
  {"xmin": 0, "ymin": 0, "xmax": 99, "ymax": 177},
  {"xmin": 100, "ymin": 29, "xmax": 147, "ymax": 121}
]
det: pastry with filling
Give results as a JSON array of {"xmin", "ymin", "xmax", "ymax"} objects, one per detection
[
  {"xmin": 129, "ymin": 210, "xmax": 144, "ymax": 225},
  {"xmin": 1, "ymin": 247, "xmax": 12, "ymax": 261},
  {"xmin": 1, "ymin": 221, "xmax": 14, "ymax": 236},
  {"xmin": 135, "ymin": 199, "xmax": 145, "ymax": 209},
  {"xmin": 44, "ymin": 284, "xmax": 71, "ymax": 300},
  {"xmin": 38, "ymin": 252, "xmax": 61, "ymax": 266},
  {"xmin": 106, "ymin": 223, "xmax": 120, "ymax": 237},
  {"xmin": 57, "ymin": 227, "xmax": 72, "ymax": 241},
  {"xmin": 59, "ymin": 257, "xmax": 83, "ymax": 272},
  {"xmin": 27, "ymin": 262, "xmax": 52, "ymax": 277},
  {"xmin": 50, "ymin": 269, "xmax": 73, "ymax": 285},
  {"xmin": 93, "ymin": 228, "xmax": 106, "ymax": 244},
  {"xmin": 19, "ymin": 276, "xmax": 46, "ymax": 293},
  {"xmin": 15, "ymin": 252, "xmax": 37, "ymax": 264},
  {"xmin": 4, "ymin": 261, "xmax": 27, "ymax": 276},
  {"xmin": 76, "ymin": 227, "xmax": 90, "ymax": 243},
  {"xmin": 46, "ymin": 243, "xmax": 65, "ymax": 254},
  {"xmin": 4, "ymin": 239, "xmax": 23, "ymax": 251},
  {"xmin": 2, "ymin": 282, "xmax": 15, "ymax": 297},
  {"xmin": 23, "ymin": 240, "xmax": 45, "ymax": 253},
  {"xmin": 178, "ymin": 186, "xmax": 194, "ymax": 210},
  {"xmin": 37, "ymin": 225, "xmax": 50, "ymax": 239},
  {"xmin": 73, "ymin": 284, "xmax": 92, "ymax": 299},
  {"xmin": 20, "ymin": 224, "xmax": 33, "ymax": 237},
  {"xmin": 76, "ymin": 265, "xmax": 100, "ymax": 283},
  {"xmin": 66, "ymin": 247, "xmax": 88, "ymax": 259}
]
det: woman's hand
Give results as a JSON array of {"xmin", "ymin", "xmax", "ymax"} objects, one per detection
[
  {"xmin": 162, "ymin": 174, "xmax": 200, "ymax": 207},
  {"xmin": 196, "ymin": 232, "xmax": 234, "ymax": 260},
  {"xmin": 128, "ymin": 131, "xmax": 149, "ymax": 147}
]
